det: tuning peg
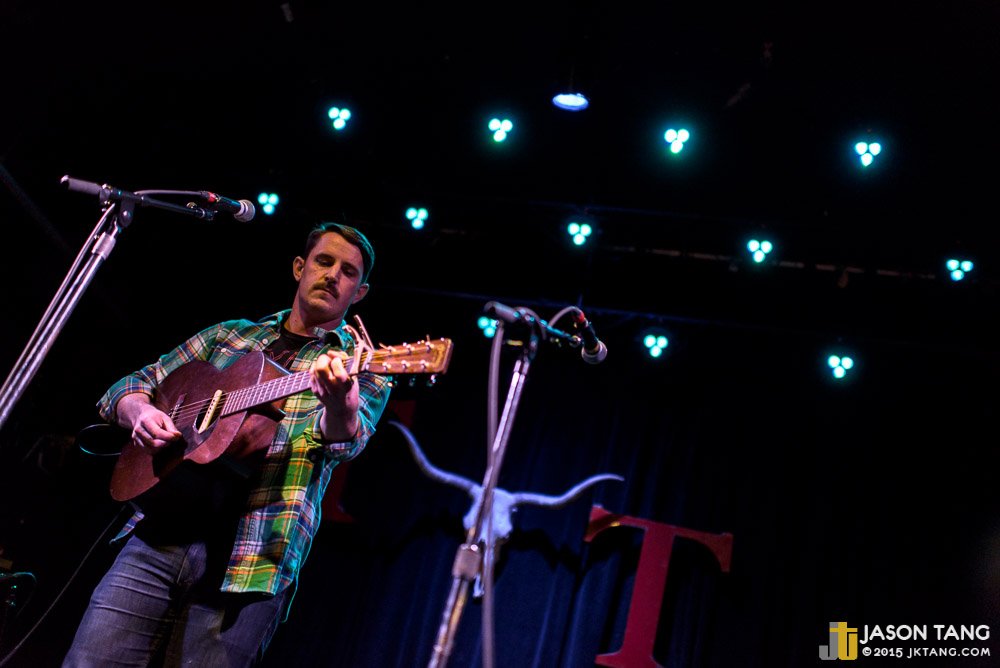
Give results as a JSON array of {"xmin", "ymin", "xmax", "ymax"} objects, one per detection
[
  {"xmin": 408, "ymin": 376, "xmax": 417, "ymax": 388},
  {"xmin": 427, "ymin": 374, "xmax": 438, "ymax": 387}
]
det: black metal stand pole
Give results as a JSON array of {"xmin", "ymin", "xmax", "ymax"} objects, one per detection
[
  {"xmin": 428, "ymin": 333, "xmax": 537, "ymax": 668},
  {"xmin": 427, "ymin": 300, "xmax": 584, "ymax": 668},
  {"xmin": 0, "ymin": 176, "xmax": 216, "ymax": 435}
]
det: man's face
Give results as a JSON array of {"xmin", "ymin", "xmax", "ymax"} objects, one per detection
[{"xmin": 292, "ymin": 232, "xmax": 369, "ymax": 326}]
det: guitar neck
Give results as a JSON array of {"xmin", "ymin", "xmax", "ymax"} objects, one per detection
[
  {"xmin": 218, "ymin": 339, "xmax": 453, "ymax": 416},
  {"xmin": 223, "ymin": 368, "xmax": 315, "ymax": 416}
]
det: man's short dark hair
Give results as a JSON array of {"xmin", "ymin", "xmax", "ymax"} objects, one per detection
[{"xmin": 303, "ymin": 222, "xmax": 375, "ymax": 284}]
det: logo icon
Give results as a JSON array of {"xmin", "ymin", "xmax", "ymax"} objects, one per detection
[{"xmin": 820, "ymin": 621, "xmax": 859, "ymax": 661}]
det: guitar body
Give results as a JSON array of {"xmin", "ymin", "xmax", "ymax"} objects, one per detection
[
  {"xmin": 100, "ymin": 336, "xmax": 453, "ymax": 509},
  {"xmin": 109, "ymin": 352, "xmax": 289, "ymax": 503}
]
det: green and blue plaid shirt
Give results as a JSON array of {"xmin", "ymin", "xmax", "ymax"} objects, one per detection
[{"xmin": 98, "ymin": 309, "xmax": 392, "ymax": 597}]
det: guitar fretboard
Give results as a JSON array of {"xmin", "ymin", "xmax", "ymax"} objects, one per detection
[{"xmin": 222, "ymin": 357, "xmax": 358, "ymax": 415}]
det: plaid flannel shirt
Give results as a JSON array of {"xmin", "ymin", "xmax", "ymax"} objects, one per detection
[{"xmin": 97, "ymin": 309, "xmax": 392, "ymax": 596}]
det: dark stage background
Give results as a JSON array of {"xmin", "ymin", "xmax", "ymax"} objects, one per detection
[{"xmin": 2, "ymin": 1, "xmax": 1000, "ymax": 666}]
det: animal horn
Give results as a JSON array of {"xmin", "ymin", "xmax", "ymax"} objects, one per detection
[
  {"xmin": 388, "ymin": 420, "xmax": 477, "ymax": 493},
  {"xmin": 509, "ymin": 473, "xmax": 624, "ymax": 508}
]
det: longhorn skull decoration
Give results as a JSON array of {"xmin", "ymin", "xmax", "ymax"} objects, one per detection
[{"xmin": 388, "ymin": 420, "xmax": 624, "ymax": 597}]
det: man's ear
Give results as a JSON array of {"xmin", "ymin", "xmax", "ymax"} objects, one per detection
[
  {"xmin": 351, "ymin": 283, "xmax": 370, "ymax": 304},
  {"xmin": 292, "ymin": 256, "xmax": 305, "ymax": 281}
]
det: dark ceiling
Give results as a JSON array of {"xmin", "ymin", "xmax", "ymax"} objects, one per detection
[
  {"xmin": 3, "ymin": 5, "xmax": 1000, "ymax": 662},
  {"xmin": 2, "ymin": 0, "xmax": 1000, "ymax": 362}
]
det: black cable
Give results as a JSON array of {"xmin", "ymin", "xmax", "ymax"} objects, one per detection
[{"xmin": 0, "ymin": 504, "xmax": 130, "ymax": 667}]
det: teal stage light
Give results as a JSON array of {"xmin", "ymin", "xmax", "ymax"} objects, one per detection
[
  {"xmin": 488, "ymin": 118, "xmax": 513, "ymax": 142},
  {"xmin": 945, "ymin": 258, "xmax": 974, "ymax": 281},
  {"xmin": 747, "ymin": 239, "xmax": 774, "ymax": 264},
  {"xmin": 827, "ymin": 354, "xmax": 855, "ymax": 380},
  {"xmin": 328, "ymin": 107, "xmax": 352, "ymax": 131},
  {"xmin": 854, "ymin": 140, "xmax": 882, "ymax": 166},
  {"xmin": 406, "ymin": 207, "xmax": 429, "ymax": 230},
  {"xmin": 643, "ymin": 333, "xmax": 669, "ymax": 358},
  {"xmin": 567, "ymin": 221, "xmax": 593, "ymax": 246},
  {"xmin": 257, "ymin": 192, "xmax": 280, "ymax": 215},
  {"xmin": 477, "ymin": 316, "xmax": 498, "ymax": 338},
  {"xmin": 664, "ymin": 128, "xmax": 690, "ymax": 154}
]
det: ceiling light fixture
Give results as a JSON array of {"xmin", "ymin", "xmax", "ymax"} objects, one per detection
[{"xmin": 552, "ymin": 92, "xmax": 589, "ymax": 111}]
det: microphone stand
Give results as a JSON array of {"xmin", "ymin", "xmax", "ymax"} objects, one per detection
[
  {"xmin": 427, "ymin": 302, "xmax": 579, "ymax": 668},
  {"xmin": 0, "ymin": 176, "xmax": 216, "ymax": 435}
]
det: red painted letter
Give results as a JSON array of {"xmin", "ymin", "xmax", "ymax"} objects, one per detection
[{"xmin": 585, "ymin": 506, "xmax": 733, "ymax": 668}]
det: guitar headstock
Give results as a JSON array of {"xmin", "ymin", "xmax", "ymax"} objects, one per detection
[{"xmin": 363, "ymin": 338, "xmax": 454, "ymax": 375}]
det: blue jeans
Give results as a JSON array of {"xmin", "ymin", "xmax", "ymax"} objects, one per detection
[{"xmin": 63, "ymin": 528, "xmax": 289, "ymax": 667}]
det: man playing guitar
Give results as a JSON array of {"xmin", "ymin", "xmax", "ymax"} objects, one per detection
[{"xmin": 64, "ymin": 222, "xmax": 393, "ymax": 666}]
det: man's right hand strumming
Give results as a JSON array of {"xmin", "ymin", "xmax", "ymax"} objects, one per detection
[{"xmin": 116, "ymin": 393, "xmax": 183, "ymax": 450}]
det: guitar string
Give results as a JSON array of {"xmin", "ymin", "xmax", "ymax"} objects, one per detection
[
  {"xmin": 158, "ymin": 347, "xmax": 435, "ymax": 426},
  {"xmin": 163, "ymin": 354, "xmax": 363, "ymax": 424},
  {"xmin": 165, "ymin": 370, "xmax": 314, "ymax": 425}
]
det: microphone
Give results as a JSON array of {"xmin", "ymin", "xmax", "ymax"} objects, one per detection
[
  {"xmin": 201, "ymin": 191, "xmax": 256, "ymax": 222},
  {"xmin": 572, "ymin": 310, "xmax": 608, "ymax": 364},
  {"xmin": 484, "ymin": 301, "xmax": 527, "ymax": 325}
]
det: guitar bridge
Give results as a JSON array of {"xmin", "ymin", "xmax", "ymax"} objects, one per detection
[{"xmin": 196, "ymin": 389, "xmax": 223, "ymax": 434}]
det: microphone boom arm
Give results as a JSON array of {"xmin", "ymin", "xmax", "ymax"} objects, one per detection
[
  {"xmin": 0, "ymin": 174, "xmax": 231, "ymax": 435},
  {"xmin": 60, "ymin": 175, "xmax": 217, "ymax": 222}
]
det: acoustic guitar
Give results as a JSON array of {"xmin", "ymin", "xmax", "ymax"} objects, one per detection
[{"xmin": 108, "ymin": 338, "xmax": 453, "ymax": 504}]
